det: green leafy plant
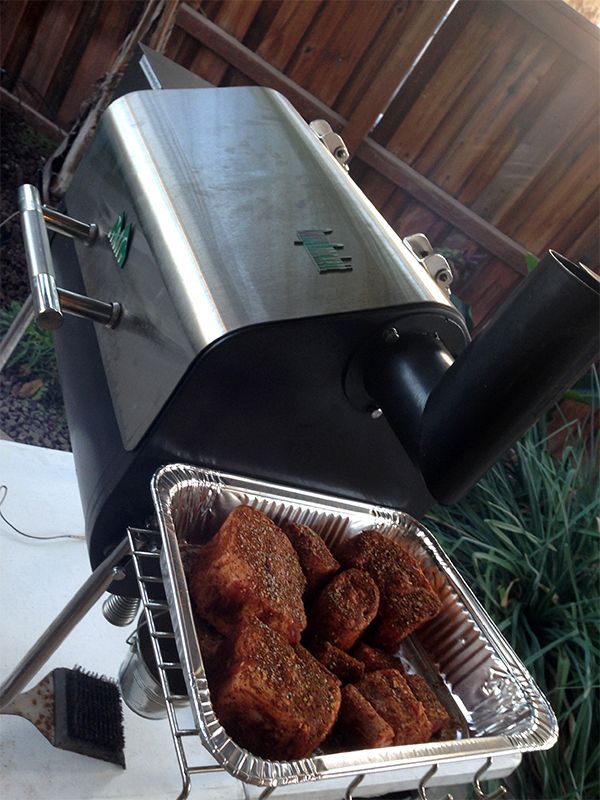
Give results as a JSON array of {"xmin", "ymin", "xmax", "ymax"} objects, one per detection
[
  {"xmin": 426, "ymin": 374, "xmax": 599, "ymax": 800},
  {"xmin": 0, "ymin": 300, "xmax": 62, "ymax": 404}
]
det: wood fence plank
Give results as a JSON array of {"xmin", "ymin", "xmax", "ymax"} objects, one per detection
[
  {"xmin": 175, "ymin": 2, "xmax": 346, "ymax": 127},
  {"xmin": 409, "ymin": 6, "xmax": 531, "ymax": 178},
  {"xmin": 285, "ymin": 0, "xmax": 394, "ymax": 108},
  {"xmin": 428, "ymin": 30, "xmax": 559, "ymax": 196},
  {"xmin": 371, "ymin": 0, "xmax": 479, "ymax": 146},
  {"xmin": 443, "ymin": 227, "xmax": 486, "ymax": 253},
  {"xmin": 165, "ymin": 27, "xmax": 203, "ymax": 69},
  {"xmin": 499, "ymin": 114, "xmax": 599, "ymax": 252},
  {"xmin": 565, "ymin": 204, "xmax": 600, "ymax": 268},
  {"xmin": 393, "ymin": 202, "xmax": 447, "ymax": 242},
  {"xmin": 189, "ymin": 0, "xmax": 262, "ymax": 85},
  {"xmin": 224, "ymin": 67, "xmax": 256, "ymax": 87},
  {"xmin": 57, "ymin": 0, "xmax": 144, "ymax": 125},
  {"xmin": 549, "ymin": 188, "xmax": 600, "ymax": 263},
  {"xmin": 0, "ymin": 0, "xmax": 30, "ymax": 61},
  {"xmin": 148, "ymin": 0, "xmax": 182, "ymax": 53},
  {"xmin": 1, "ymin": 0, "xmax": 49, "ymax": 92},
  {"xmin": 470, "ymin": 56, "xmax": 597, "ymax": 224},
  {"xmin": 339, "ymin": 0, "xmax": 454, "ymax": 154},
  {"xmin": 57, "ymin": 1, "xmax": 149, "ymax": 125},
  {"xmin": 46, "ymin": 1, "xmax": 106, "ymax": 121},
  {"xmin": 18, "ymin": 1, "xmax": 85, "ymax": 103},
  {"xmin": 461, "ymin": 260, "xmax": 522, "ymax": 327},
  {"xmin": 354, "ymin": 165, "xmax": 398, "ymax": 210},
  {"xmin": 380, "ymin": 188, "xmax": 413, "ymax": 231},
  {"xmin": 357, "ymin": 139, "xmax": 529, "ymax": 270},
  {"xmin": 502, "ymin": 0, "xmax": 600, "ymax": 69},
  {"xmin": 256, "ymin": 0, "xmax": 323, "ymax": 71},
  {"xmin": 164, "ymin": 0, "xmax": 204, "ymax": 65},
  {"xmin": 382, "ymin": 1, "xmax": 508, "ymax": 165}
]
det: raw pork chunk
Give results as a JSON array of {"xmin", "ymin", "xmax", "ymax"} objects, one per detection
[{"xmin": 189, "ymin": 506, "xmax": 306, "ymax": 643}]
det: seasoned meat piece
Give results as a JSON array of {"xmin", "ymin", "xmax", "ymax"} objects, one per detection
[
  {"xmin": 213, "ymin": 617, "xmax": 341, "ymax": 760},
  {"xmin": 369, "ymin": 582, "xmax": 442, "ymax": 652},
  {"xmin": 189, "ymin": 506, "xmax": 306, "ymax": 643},
  {"xmin": 192, "ymin": 614, "xmax": 224, "ymax": 685},
  {"xmin": 283, "ymin": 522, "xmax": 340, "ymax": 596},
  {"xmin": 335, "ymin": 684, "xmax": 394, "ymax": 750},
  {"xmin": 179, "ymin": 542, "xmax": 203, "ymax": 578},
  {"xmin": 341, "ymin": 531, "xmax": 441, "ymax": 651},
  {"xmin": 356, "ymin": 669, "xmax": 432, "ymax": 746},
  {"xmin": 309, "ymin": 569, "xmax": 380, "ymax": 651},
  {"xmin": 351, "ymin": 642, "xmax": 405, "ymax": 675},
  {"xmin": 406, "ymin": 674, "xmax": 451, "ymax": 736},
  {"xmin": 341, "ymin": 531, "xmax": 433, "ymax": 592},
  {"xmin": 309, "ymin": 640, "xmax": 365, "ymax": 684}
]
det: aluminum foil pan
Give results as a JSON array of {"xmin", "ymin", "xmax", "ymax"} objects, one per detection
[{"xmin": 151, "ymin": 464, "xmax": 557, "ymax": 788}]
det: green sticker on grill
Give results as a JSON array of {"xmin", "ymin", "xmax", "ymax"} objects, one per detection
[
  {"xmin": 296, "ymin": 230, "xmax": 352, "ymax": 273},
  {"xmin": 108, "ymin": 212, "xmax": 132, "ymax": 268}
]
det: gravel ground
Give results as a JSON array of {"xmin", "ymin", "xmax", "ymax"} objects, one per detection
[{"xmin": 1, "ymin": 106, "xmax": 71, "ymax": 451}]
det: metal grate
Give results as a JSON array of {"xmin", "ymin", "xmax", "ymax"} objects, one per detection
[{"xmin": 127, "ymin": 527, "xmax": 226, "ymax": 800}]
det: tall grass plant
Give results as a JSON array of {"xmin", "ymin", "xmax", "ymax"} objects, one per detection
[{"xmin": 426, "ymin": 388, "xmax": 599, "ymax": 799}]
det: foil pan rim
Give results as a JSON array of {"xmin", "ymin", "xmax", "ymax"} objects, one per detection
[{"xmin": 150, "ymin": 463, "xmax": 558, "ymax": 787}]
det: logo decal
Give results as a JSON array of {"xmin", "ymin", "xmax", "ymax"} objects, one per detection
[
  {"xmin": 295, "ymin": 229, "xmax": 352, "ymax": 273},
  {"xmin": 108, "ymin": 212, "xmax": 132, "ymax": 268}
]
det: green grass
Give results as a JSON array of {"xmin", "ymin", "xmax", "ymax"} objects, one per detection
[
  {"xmin": 0, "ymin": 300, "xmax": 62, "ymax": 405},
  {"xmin": 426, "ymin": 387, "xmax": 599, "ymax": 800}
]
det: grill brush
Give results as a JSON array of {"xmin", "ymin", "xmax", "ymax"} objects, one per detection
[{"xmin": 1, "ymin": 666, "xmax": 125, "ymax": 767}]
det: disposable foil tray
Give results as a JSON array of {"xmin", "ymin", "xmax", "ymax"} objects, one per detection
[{"xmin": 151, "ymin": 464, "xmax": 557, "ymax": 788}]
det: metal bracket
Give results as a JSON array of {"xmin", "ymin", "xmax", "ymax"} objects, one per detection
[
  {"xmin": 309, "ymin": 119, "xmax": 350, "ymax": 170},
  {"xmin": 473, "ymin": 758, "xmax": 508, "ymax": 800},
  {"xmin": 403, "ymin": 232, "xmax": 453, "ymax": 292},
  {"xmin": 418, "ymin": 764, "xmax": 454, "ymax": 800}
]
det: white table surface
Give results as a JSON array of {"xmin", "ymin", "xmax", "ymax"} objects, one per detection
[{"xmin": 0, "ymin": 441, "xmax": 519, "ymax": 800}]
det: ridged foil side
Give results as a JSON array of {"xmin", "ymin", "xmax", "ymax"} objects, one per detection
[{"xmin": 151, "ymin": 464, "xmax": 558, "ymax": 787}]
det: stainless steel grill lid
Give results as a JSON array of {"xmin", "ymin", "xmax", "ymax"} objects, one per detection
[{"xmin": 65, "ymin": 87, "xmax": 463, "ymax": 451}]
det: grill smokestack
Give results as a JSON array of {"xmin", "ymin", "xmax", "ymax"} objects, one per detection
[{"xmin": 365, "ymin": 251, "xmax": 600, "ymax": 504}]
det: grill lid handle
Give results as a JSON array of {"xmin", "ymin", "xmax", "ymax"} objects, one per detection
[
  {"xmin": 18, "ymin": 184, "xmax": 120, "ymax": 331},
  {"xmin": 18, "ymin": 184, "xmax": 63, "ymax": 331}
]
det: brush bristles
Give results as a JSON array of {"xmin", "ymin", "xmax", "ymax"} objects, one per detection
[{"xmin": 53, "ymin": 667, "xmax": 126, "ymax": 768}]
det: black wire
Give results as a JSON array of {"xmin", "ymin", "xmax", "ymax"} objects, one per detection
[{"xmin": 0, "ymin": 484, "xmax": 84, "ymax": 541}]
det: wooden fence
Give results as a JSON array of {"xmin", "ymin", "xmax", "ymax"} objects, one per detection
[{"xmin": 2, "ymin": 0, "xmax": 598, "ymax": 324}]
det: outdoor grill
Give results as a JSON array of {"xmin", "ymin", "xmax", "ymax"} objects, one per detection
[{"xmin": 1, "ymin": 49, "xmax": 599, "ymax": 800}]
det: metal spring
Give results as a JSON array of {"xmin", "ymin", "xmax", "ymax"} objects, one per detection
[{"xmin": 102, "ymin": 593, "xmax": 140, "ymax": 627}]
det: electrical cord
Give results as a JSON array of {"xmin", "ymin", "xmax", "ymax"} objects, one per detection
[
  {"xmin": 0, "ymin": 211, "xmax": 19, "ymax": 229},
  {"xmin": 0, "ymin": 484, "xmax": 85, "ymax": 541}
]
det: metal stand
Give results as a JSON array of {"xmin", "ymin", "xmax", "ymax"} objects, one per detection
[{"xmin": 0, "ymin": 536, "xmax": 131, "ymax": 710}]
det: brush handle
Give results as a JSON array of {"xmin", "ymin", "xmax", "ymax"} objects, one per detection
[
  {"xmin": 0, "ymin": 537, "xmax": 130, "ymax": 710},
  {"xmin": 1, "ymin": 672, "xmax": 55, "ymax": 744}
]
